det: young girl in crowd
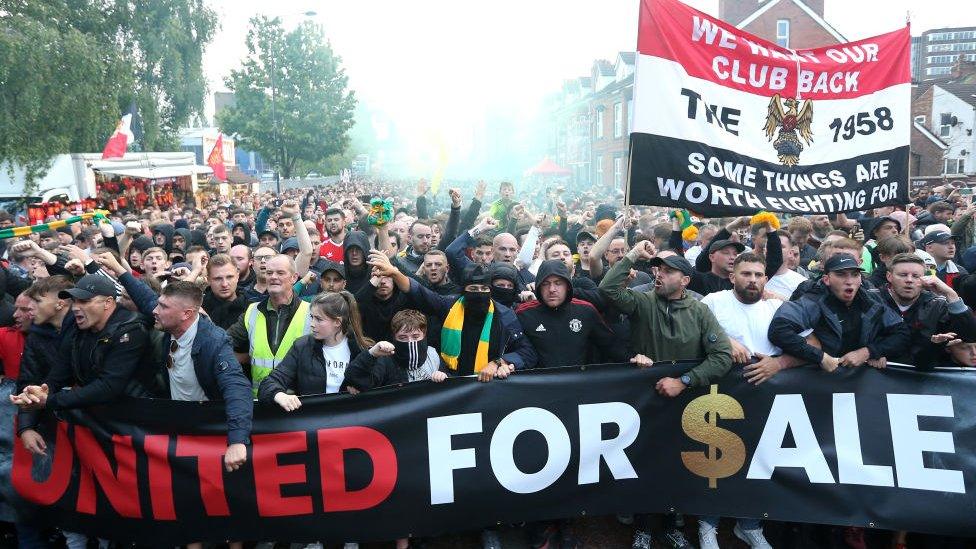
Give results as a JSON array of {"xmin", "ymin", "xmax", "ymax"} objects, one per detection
[{"xmin": 257, "ymin": 291, "xmax": 372, "ymax": 409}]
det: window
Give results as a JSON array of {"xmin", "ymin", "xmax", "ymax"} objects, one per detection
[
  {"xmin": 945, "ymin": 158, "xmax": 965, "ymax": 175},
  {"xmin": 614, "ymin": 157, "xmax": 625, "ymax": 190},
  {"xmin": 940, "ymin": 113, "xmax": 953, "ymax": 137},
  {"xmin": 613, "ymin": 102, "xmax": 623, "ymax": 138},
  {"xmin": 776, "ymin": 19, "xmax": 790, "ymax": 48},
  {"xmin": 927, "ymin": 67, "xmax": 951, "ymax": 76},
  {"xmin": 595, "ymin": 108, "xmax": 604, "ymax": 139},
  {"xmin": 914, "ymin": 115, "xmax": 926, "ymax": 125},
  {"xmin": 596, "ymin": 155, "xmax": 604, "ymax": 183}
]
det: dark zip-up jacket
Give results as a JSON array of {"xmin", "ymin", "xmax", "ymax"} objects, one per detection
[
  {"xmin": 516, "ymin": 260, "xmax": 627, "ymax": 368},
  {"xmin": 879, "ymin": 289, "xmax": 976, "ymax": 368},
  {"xmin": 45, "ymin": 308, "xmax": 156, "ymax": 410},
  {"xmin": 16, "ymin": 323, "xmax": 61, "ymax": 434},
  {"xmin": 769, "ymin": 288, "xmax": 910, "ymax": 365},
  {"xmin": 256, "ymin": 334, "xmax": 365, "ymax": 400}
]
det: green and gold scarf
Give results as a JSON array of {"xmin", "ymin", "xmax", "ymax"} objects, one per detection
[{"xmin": 440, "ymin": 297, "xmax": 494, "ymax": 372}]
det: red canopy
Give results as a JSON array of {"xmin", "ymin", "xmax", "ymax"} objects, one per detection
[{"xmin": 524, "ymin": 157, "xmax": 571, "ymax": 177}]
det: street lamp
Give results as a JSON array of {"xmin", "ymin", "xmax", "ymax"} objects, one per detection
[{"xmin": 269, "ymin": 10, "xmax": 317, "ymax": 195}]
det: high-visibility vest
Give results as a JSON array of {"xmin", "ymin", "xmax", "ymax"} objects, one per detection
[{"xmin": 244, "ymin": 300, "xmax": 311, "ymax": 395}]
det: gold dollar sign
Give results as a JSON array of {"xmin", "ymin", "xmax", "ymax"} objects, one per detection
[{"xmin": 681, "ymin": 384, "xmax": 746, "ymax": 488}]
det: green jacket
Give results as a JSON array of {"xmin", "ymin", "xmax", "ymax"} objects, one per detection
[{"xmin": 598, "ymin": 255, "xmax": 733, "ymax": 387}]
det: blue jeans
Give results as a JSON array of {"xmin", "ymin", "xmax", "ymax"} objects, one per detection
[{"xmin": 699, "ymin": 516, "xmax": 762, "ymax": 531}]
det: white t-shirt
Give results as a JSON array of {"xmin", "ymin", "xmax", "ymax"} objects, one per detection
[
  {"xmin": 701, "ymin": 289, "xmax": 783, "ymax": 356},
  {"xmin": 322, "ymin": 338, "xmax": 352, "ymax": 394},
  {"xmin": 765, "ymin": 269, "xmax": 807, "ymax": 300}
]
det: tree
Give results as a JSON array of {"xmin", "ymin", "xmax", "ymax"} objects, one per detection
[
  {"xmin": 0, "ymin": 0, "xmax": 217, "ymax": 193},
  {"xmin": 0, "ymin": 13, "xmax": 133, "ymax": 196},
  {"xmin": 219, "ymin": 17, "xmax": 357, "ymax": 179}
]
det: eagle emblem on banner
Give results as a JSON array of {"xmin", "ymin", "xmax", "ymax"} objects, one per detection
[{"xmin": 763, "ymin": 94, "xmax": 814, "ymax": 167}]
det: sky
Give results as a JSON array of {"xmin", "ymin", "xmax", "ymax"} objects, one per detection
[{"xmin": 201, "ymin": 0, "xmax": 976, "ymax": 179}]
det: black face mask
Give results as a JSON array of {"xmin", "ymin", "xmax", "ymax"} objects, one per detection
[
  {"xmin": 393, "ymin": 339, "xmax": 428, "ymax": 371},
  {"xmin": 464, "ymin": 290, "xmax": 491, "ymax": 315},
  {"xmin": 490, "ymin": 285, "xmax": 518, "ymax": 307}
]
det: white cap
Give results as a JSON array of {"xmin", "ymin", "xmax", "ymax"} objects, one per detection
[
  {"xmin": 914, "ymin": 249, "xmax": 937, "ymax": 267},
  {"xmin": 925, "ymin": 223, "xmax": 951, "ymax": 235}
]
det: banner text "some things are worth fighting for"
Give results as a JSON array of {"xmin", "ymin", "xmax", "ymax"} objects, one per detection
[
  {"xmin": 12, "ymin": 363, "xmax": 976, "ymax": 544},
  {"xmin": 626, "ymin": 0, "xmax": 911, "ymax": 216}
]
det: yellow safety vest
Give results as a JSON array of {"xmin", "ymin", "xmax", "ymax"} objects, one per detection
[{"xmin": 244, "ymin": 300, "xmax": 311, "ymax": 395}]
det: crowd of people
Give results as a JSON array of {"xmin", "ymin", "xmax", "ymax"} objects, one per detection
[{"xmin": 0, "ymin": 176, "xmax": 974, "ymax": 549}]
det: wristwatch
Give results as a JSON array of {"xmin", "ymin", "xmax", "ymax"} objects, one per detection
[{"xmin": 679, "ymin": 374, "xmax": 692, "ymax": 386}]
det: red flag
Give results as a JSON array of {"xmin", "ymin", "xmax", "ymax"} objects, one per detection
[
  {"xmin": 101, "ymin": 114, "xmax": 134, "ymax": 160},
  {"xmin": 207, "ymin": 134, "xmax": 227, "ymax": 181}
]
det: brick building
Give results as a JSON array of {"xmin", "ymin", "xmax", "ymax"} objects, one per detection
[
  {"xmin": 721, "ymin": 0, "xmax": 844, "ymax": 48},
  {"xmin": 910, "ymin": 61, "xmax": 976, "ymax": 179}
]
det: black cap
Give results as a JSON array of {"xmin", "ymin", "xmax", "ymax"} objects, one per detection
[
  {"xmin": 649, "ymin": 255, "xmax": 696, "ymax": 277},
  {"xmin": 59, "ymin": 274, "xmax": 118, "ymax": 300},
  {"xmin": 824, "ymin": 253, "xmax": 864, "ymax": 273},
  {"xmin": 280, "ymin": 237, "xmax": 299, "ymax": 252},
  {"xmin": 870, "ymin": 215, "xmax": 901, "ymax": 236},
  {"xmin": 315, "ymin": 259, "xmax": 346, "ymax": 279},
  {"xmin": 258, "ymin": 229, "xmax": 280, "ymax": 240},
  {"xmin": 707, "ymin": 239, "xmax": 746, "ymax": 254},
  {"xmin": 575, "ymin": 229, "xmax": 597, "ymax": 244},
  {"xmin": 462, "ymin": 264, "xmax": 489, "ymax": 286},
  {"xmin": 488, "ymin": 262, "xmax": 518, "ymax": 285},
  {"xmin": 921, "ymin": 230, "xmax": 953, "ymax": 247}
]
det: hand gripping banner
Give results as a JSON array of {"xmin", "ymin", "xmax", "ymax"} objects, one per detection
[
  {"xmin": 626, "ymin": 0, "xmax": 911, "ymax": 215},
  {"xmin": 13, "ymin": 363, "xmax": 976, "ymax": 544}
]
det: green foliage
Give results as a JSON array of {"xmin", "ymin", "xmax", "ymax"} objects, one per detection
[
  {"xmin": 0, "ymin": 0, "xmax": 217, "ymax": 194},
  {"xmin": 218, "ymin": 17, "xmax": 357, "ymax": 179}
]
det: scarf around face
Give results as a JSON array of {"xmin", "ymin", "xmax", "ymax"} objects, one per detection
[{"xmin": 440, "ymin": 296, "xmax": 495, "ymax": 372}]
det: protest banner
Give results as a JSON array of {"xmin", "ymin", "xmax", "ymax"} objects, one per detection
[{"xmin": 627, "ymin": 0, "xmax": 911, "ymax": 215}]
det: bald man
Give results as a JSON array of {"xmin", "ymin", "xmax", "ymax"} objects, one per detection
[{"xmin": 445, "ymin": 216, "xmax": 535, "ymax": 291}]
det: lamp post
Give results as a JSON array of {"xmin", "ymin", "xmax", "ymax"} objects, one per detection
[{"xmin": 269, "ymin": 10, "xmax": 317, "ymax": 195}]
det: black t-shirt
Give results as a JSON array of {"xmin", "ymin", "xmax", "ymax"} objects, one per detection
[{"xmin": 689, "ymin": 270, "xmax": 732, "ymax": 296}]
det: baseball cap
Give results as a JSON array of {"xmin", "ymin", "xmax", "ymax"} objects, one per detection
[
  {"xmin": 921, "ymin": 230, "xmax": 953, "ymax": 247},
  {"xmin": 258, "ymin": 229, "xmax": 280, "ymax": 240},
  {"xmin": 649, "ymin": 255, "xmax": 696, "ymax": 277},
  {"xmin": 915, "ymin": 249, "xmax": 937, "ymax": 268},
  {"xmin": 280, "ymin": 237, "xmax": 299, "ymax": 253},
  {"xmin": 315, "ymin": 259, "xmax": 346, "ymax": 279},
  {"xmin": 707, "ymin": 239, "xmax": 746, "ymax": 254},
  {"xmin": 869, "ymin": 215, "xmax": 901, "ymax": 236},
  {"xmin": 462, "ymin": 264, "xmax": 489, "ymax": 286},
  {"xmin": 575, "ymin": 229, "xmax": 597, "ymax": 244},
  {"xmin": 59, "ymin": 274, "xmax": 118, "ymax": 300},
  {"xmin": 824, "ymin": 253, "xmax": 864, "ymax": 273}
]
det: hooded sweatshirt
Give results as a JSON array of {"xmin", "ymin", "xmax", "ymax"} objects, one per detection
[
  {"xmin": 152, "ymin": 223, "xmax": 175, "ymax": 253},
  {"xmin": 343, "ymin": 231, "xmax": 372, "ymax": 295},
  {"xmin": 174, "ymin": 228, "xmax": 193, "ymax": 252},
  {"xmin": 515, "ymin": 260, "xmax": 626, "ymax": 368}
]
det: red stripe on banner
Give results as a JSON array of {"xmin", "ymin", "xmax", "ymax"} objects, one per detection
[{"xmin": 637, "ymin": 0, "xmax": 910, "ymax": 99}]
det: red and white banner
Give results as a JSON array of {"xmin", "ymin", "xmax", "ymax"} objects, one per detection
[
  {"xmin": 101, "ymin": 114, "xmax": 134, "ymax": 160},
  {"xmin": 627, "ymin": 0, "xmax": 911, "ymax": 215}
]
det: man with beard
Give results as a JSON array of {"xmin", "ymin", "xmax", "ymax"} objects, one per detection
[
  {"xmin": 394, "ymin": 220, "xmax": 433, "ymax": 275},
  {"xmin": 319, "ymin": 207, "xmax": 347, "ymax": 262},
  {"xmin": 770, "ymin": 253, "xmax": 910, "ymax": 372},
  {"xmin": 11, "ymin": 274, "xmax": 157, "ymax": 413},
  {"xmin": 599, "ymin": 241, "xmax": 732, "ymax": 549},
  {"xmin": 880, "ymin": 253, "xmax": 976, "ymax": 366},
  {"xmin": 368, "ymin": 251, "xmax": 535, "ymax": 380}
]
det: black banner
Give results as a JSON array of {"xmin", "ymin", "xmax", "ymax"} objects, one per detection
[
  {"xmin": 14, "ymin": 362, "xmax": 976, "ymax": 544},
  {"xmin": 627, "ymin": 133, "xmax": 910, "ymax": 216}
]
